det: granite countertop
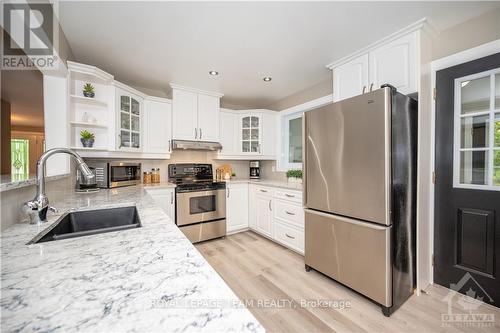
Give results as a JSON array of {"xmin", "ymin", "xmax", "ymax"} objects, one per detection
[
  {"xmin": 0, "ymin": 186, "xmax": 262, "ymax": 332},
  {"xmin": 0, "ymin": 173, "xmax": 70, "ymax": 192},
  {"xmin": 224, "ymin": 178, "xmax": 302, "ymax": 191}
]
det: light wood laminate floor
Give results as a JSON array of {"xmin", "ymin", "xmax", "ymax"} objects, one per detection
[{"xmin": 195, "ymin": 231, "xmax": 500, "ymax": 333}]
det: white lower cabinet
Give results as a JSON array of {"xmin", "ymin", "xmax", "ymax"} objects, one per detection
[
  {"xmin": 145, "ymin": 188, "xmax": 175, "ymax": 222},
  {"xmin": 226, "ymin": 183, "xmax": 249, "ymax": 233},
  {"xmin": 247, "ymin": 184, "xmax": 304, "ymax": 254}
]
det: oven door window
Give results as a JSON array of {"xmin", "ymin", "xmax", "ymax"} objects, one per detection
[
  {"xmin": 190, "ymin": 195, "xmax": 216, "ymax": 214},
  {"xmin": 110, "ymin": 166, "xmax": 138, "ymax": 182}
]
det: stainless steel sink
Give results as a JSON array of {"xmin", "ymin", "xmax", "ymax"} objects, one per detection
[{"xmin": 29, "ymin": 206, "xmax": 141, "ymax": 244}]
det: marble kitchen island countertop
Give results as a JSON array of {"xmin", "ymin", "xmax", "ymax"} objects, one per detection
[{"xmin": 0, "ymin": 186, "xmax": 263, "ymax": 333}]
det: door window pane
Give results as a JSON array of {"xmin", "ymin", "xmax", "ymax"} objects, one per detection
[
  {"xmin": 131, "ymin": 98, "xmax": 140, "ymax": 115},
  {"xmin": 289, "ymin": 117, "xmax": 302, "ymax": 163},
  {"xmin": 461, "ymin": 76, "xmax": 490, "ymax": 114},
  {"xmin": 11, "ymin": 139, "xmax": 29, "ymax": 180},
  {"xmin": 242, "ymin": 141, "xmax": 250, "ymax": 152},
  {"xmin": 120, "ymin": 96, "xmax": 130, "ymax": 112},
  {"xmin": 131, "ymin": 115, "xmax": 140, "ymax": 131},
  {"xmin": 460, "ymin": 150, "xmax": 488, "ymax": 185},
  {"xmin": 460, "ymin": 115, "xmax": 489, "ymax": 148},
  {"xmin": 242, "ymin": 129, "xmax": 250, "ymax": 140},
  {"xmin": 131, "ymin": 132, "xmax": 140, "ymax": 148},
  {"xmin": 121, "ymin": 112, "xmax": 130, "ymax": 129},
  {"xmin": 251, "ymin": 141, "xmax": 259, "ymax": 153},
  {"xmin": 242, "ymin": 117, "xmax": 250, "ymax": 128},
  {"xmin": 494, "ymin": 150, "xmax": 500, "ymax": 186},
  {"xmin": 120, "ymin": 131, "xmax": 130, "ymax": 148}
]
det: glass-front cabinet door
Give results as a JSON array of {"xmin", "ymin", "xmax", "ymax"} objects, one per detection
[
  {"xmin": 118, "ymin": 91, "xmax": 141, "ymax": 150},
  {"xmin": 240, "ymin": 114, "xmax": 261, "ymax": 154}
]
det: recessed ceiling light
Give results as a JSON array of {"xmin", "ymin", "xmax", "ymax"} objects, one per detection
[
  {"xmin": 263, "ymin": 76, "xmax": 272, "ymax": 82},
  {"xmin": 209, "ymin": 71, "xmax": 219, "ymax": 76}
]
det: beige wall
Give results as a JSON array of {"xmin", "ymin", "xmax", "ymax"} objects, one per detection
[
  {"xmin": 432, "ymin": 8, "xmax": 500, "ymax": 60},
  {"xmin": 267, "ymin": 79, "xmax": 332, "ymax": 111}
]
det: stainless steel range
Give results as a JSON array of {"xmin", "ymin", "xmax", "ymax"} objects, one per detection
[{"xmin": 168, "ymin": 164, "xmax": 226, "ymax": 243}]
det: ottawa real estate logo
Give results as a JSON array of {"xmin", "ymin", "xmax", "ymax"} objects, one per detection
[{"xmin": 2, "ymin": 1, "xmax": 59, "ymax": 70}]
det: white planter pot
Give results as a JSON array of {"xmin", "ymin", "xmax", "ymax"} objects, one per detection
[{"xmin": 287, "ymin": 177, "xmax": 302, "ymax": 184}]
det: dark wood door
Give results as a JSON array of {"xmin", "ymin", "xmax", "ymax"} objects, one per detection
[{"xmin": 434, "ymin": 53, "xmax": 500, "ymax": 307}]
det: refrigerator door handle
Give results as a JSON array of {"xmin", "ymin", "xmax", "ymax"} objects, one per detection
[{"xmin": 302, "ymin": 114, "xmax": 307, "ymax": 207}]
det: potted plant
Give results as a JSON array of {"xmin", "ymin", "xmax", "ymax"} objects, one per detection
[
  {"xmin": 286, "ymin": 169, "xmax": 303, "ymax": 184},
  {"xmin": 80, "ymin": 130, "xmax": 95, "ymax": 148},
  {"xmin": 83, "ymin": 83, "xmax": 95, "ymax": 98}
]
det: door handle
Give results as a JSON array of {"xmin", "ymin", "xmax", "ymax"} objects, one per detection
[
  {"xmin": 170, "ymin": 192, "xmax": 173, "ymax": 204},
  {"xmin": 285, "ymin": 233, "xmax": 295, "ymax": 239},
  {"xmin": 227, "ymin": 188, "xmax": 230, "ymax": 198},
  {"xmin": 269, "ymin": 200, "xmax": 272, "ymax": 211},
  {"xmin": 285, "ymin": 194, "xmax": 295, "ymax": 198},
  {"xmin": 199, "ymin": 128, "xmax": 202, "ymax": 140},
  {"xmin": 260, "ymin": 189, "xmax": 268, "ymax": 193},
  {"xmin": 168, "ymin": 140, "xmax": 171, "ymax": 152},
  {"xmin": 362, "ymin": 86, "xmax": 366, "ymax": 94},
  {"xmin": 369, "ymin": 83, "xmax": 374, "ymax": 92},
  {"xmin": 285, "ymin": 211, "xmax": 295, "ymax": 216}
]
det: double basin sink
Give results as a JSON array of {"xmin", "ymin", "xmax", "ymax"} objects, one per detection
[{"xmin": 29, "ymin": 206, "xmax": 141, "ymax": 244}]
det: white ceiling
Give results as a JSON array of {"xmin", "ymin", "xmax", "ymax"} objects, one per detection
[
  {"xmin": 58, "ymin": 1, "xmax": 499, "ymax": 108},
  {"xmin": 1, "ymin": 70, "xmax": 44, "ymax": 128}
]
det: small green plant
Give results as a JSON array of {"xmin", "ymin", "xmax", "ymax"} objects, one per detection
[
  {"xmin": 286, "ymin": 169, "xmax": 303, "ymax": 179},
  {"xmin": 80, "ymin": 130, "xmax": 95, "ymax": 140},
  {"xmin": 83, "ymin": 83, "xmax": 95, "ymax": 94},
  {"xmin": 231, "ymin": 172, "xmax": 236, "ymax": 177}
]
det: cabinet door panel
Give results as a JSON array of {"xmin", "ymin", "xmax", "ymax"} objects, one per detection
[
  {"xmin": 333, "ymin": 54, "xmax": 369, "ymax": 101},
  {"xmin": 172, "ymin": 89, "xmax": 197, "ymax": 140},
  {"xmin": 197, "ymin": 94, "xmax": 219, "ymax": 142},
  {"xmin": 219, "ymin": 111, "xmax": 238, "ymax": 156},
  {"xmin": 369, "ymin": 32, "xmax": 417, "ymax": 94},
  {"xmin": 144, "ymin": 100, "xmax": 171, "ymax": 154},
  {"xmin": 256, "ymin": 195, "xmax": 273, "ymax": 237},
  {"xmin": 226, "ymin": 185, "xmax": 249, "ymax": 232},
  {"xmin": 116, "ymin": 88, "xmax": 142, "ymax": 151}
]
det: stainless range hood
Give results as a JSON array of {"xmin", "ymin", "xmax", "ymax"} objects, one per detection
[{"xmin": 171, "ymin": 140, "xmax": 222, "ymax": 151}]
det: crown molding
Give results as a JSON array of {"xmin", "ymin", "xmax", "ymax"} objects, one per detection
[
  {"xmin": 170, "ymin": 83, "xmax": 224, "ymax": 98},
  {"xmin": 67, "ymin": 61, "xmax": 113, "ymax": 83}
]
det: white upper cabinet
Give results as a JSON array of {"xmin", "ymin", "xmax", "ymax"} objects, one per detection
[
  {"xmin": 330, "ymin": 30, "xmax": 419, "ymax": 102},
  {"xmin": 219, "ymin": 110, "xmax": 239, "ymax": 156},
  {"xmin": 333, "ymin": 54, "xmax": 369, "ymax": 101},
  {"xmin": 218, "ymin": 110, "xmax": 277, "ymax": 159},
  {"xmin": 116, "ymin": 87, "xmax": 143, "ymax": 151},
  {"xmin": 143, "ymin": 98, "xmax": 172, "ymax": 154},
  {"xmin": 171, "ymin": 85, "xmax": 222, "ymax": 142},
  {"xmin": 172, "ymin": 89, "xmax": 198, "ymax": 140},
  {"xmin": 369, "ymin": 31, "xmax": 417, "ymax": 95},
  {"xmin": 197, "ymin": 93, "xmax": 219, "ymax": 142}
]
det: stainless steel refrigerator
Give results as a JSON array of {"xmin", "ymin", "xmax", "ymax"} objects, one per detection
[{"xmin": 303, "ymin": 85, "xmax": 417, "ymax": 316}]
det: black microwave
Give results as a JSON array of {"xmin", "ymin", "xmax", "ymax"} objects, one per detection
[{"xmin": 84, "ymin": 161, "xmax": 141, "ymax": 188}]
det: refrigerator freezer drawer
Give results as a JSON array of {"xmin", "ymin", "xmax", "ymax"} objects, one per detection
[{"xmin": 304, "ymin": 209, "xmax": 392, "ymax": 306}]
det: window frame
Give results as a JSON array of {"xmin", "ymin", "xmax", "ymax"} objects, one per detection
[
  {"xmin": 453, "ymin": 67, "xmax": 500, "ymax": 191},
  {"xmin": 280, "ymin": 111, "xmax": 303, "ymax": 170}
]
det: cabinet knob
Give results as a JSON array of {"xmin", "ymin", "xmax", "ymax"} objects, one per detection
[
  {"xmin": 268, "ymin": 200, "xmax": 272, "ymax": 211},
  {"xmin": 285, "ymin": 211, "xmax": 295, "ymax": 216},
  {"xmin": 227, "ymin": 188, "xmax": 230, "ymax": 198},
  {"xmin": 362, "ymin": 86, "xmax": 366, "ymax": 94},
  {"xmin": 285, "ymin": 233, "xmax": 295, "ymax": 239},
  {"xmin": 200, "ymin": 128, "xmax": 202, "ymax": 140},
  {"xmin": 369, "ymin": 83, "xmax": 374, "ymax": 92},
  {"xmin": 195, "ymin": 128, "xmax": 198, "ymax": 139},
  {"xmin": 285, "ymin": 194, "xmax": 295, "ymax": 198}
]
